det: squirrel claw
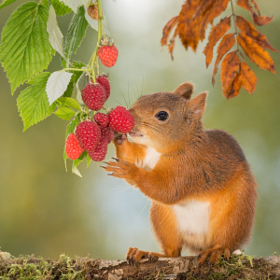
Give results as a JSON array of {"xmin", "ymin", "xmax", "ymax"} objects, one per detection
[{"xmin": 198, "ymin": 246, "xmax": 230, "ymax": 265}]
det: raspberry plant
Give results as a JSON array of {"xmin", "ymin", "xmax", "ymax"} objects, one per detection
[{"xmin": 0, "ymin": 0, "xmax": 128, "ymax": 176}]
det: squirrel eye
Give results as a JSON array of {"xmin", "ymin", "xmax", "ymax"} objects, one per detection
[{"xmin": 155, "ymin": 111, "xmax": 169, "ymax": 121}]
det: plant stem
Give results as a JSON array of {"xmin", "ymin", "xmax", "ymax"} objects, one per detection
[
  {"xmin": 230, "ymin": 0, "xmax": 240, "ymax": 53},
  {"xmin": 89, "ymin": 0, "xmax": 103, "ymax": 82}
]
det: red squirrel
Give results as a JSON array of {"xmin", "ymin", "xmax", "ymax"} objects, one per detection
[{"xmin": 104, "ymin": 82, "xmax": 257, "ymax": 264}]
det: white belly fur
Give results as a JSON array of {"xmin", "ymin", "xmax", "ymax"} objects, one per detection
[
  {"xmin": 173, "ymin": 200, "xmax": 210, "ymax": 246},
  {"xmin": 135, "ymin": 146, "xmax": 161, "ymax": 171}
]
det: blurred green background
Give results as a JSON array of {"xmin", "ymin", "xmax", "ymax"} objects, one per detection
[{"xmin": 0, "ymin": 0, "xmax": 279, "ymax": 260}]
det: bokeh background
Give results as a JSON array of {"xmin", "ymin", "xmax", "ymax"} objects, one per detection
[{"xmin": 0, "ymin": 0, "xmax": 279, "ymax": 260}]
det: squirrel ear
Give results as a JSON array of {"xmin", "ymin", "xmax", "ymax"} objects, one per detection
[
  {"xmin": 173, "ymin": 82, "xmax": 193, "ymax": 99},
  {"xmin": 188, "ymin": 92, "xmax": 208, "ymax": 116}
]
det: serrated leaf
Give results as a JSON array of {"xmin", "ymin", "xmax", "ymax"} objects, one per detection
[
  {"xmin": 239, "ymin": 61, "xmax": 257, "ymax": 94},
  {"xmin": 51, "ymin": 0, "xmax": 71, "ymax": 16},
  {"xmin": 62, "ymin": 6, "xmax": 88, "ymax": 68},
  {"xmin": 46, "ymin": 70, "xmax": 73, "ymax": 105},
  {"xmin": 17, "ymin": 72, "xmax": 55, "ymax": 131},
  {"xmin": 59, "ymin": 0, "xmax": 89, "ymax": 13},
  {"xmin": 220, "ymin": 51, "xmax": 240, "ymax": 98},
  {"xmin": 0, "ymin": 0, "xmax": 17, "ymax": 10},
  {"xmin": 57, "ymin": 97, "xmax": 81, "ymax": 110},
  {"xmin": 212, "ymin": 33, "xmax": 235, "ymax": 85},
  {"xmin": 84, "ymin": 6, "xmax": 110, "ymax": 36},
  {"xmin": 237, "ymin": 33, "xmax": 276, "ymax": 74},
  {"xmin": 47, "ymin": 5, "xmax": 66, "ymax": 59},
  {"xmin": 0, "ymin": 2, "xmax": 55, "ymax": 94},
  {"xmin": 54, "ymin": 107, "xmax": 76, "ymax": 120},
  {"xmin": 203, "ymin": 17, "xmax": 231, "ymax": 67}
]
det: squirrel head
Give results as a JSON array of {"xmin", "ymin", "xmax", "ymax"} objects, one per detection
[{"xmin": 128, "ymin": 82, "xmax": 207, "ymax": 154}]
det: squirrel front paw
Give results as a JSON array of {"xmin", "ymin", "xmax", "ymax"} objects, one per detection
[
  {"xmin": 103, "ymin": 158, "xmax": 138, "ymax": 180},
  {"xmin": 113, "ymin": 132, "xmax": 127, "ymax": 145}
]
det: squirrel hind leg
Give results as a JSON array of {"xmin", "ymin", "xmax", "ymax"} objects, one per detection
[{"xmin": 198, "ymin": 246, "xmax": 230, "ymax": 265}]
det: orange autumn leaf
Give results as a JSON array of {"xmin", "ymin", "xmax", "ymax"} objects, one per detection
[
  {"xmin": 237, "ymin": 33, "xmax": 276, "ymax": 74},
  {"xmin": 239, "ymin": 61, "xmax": 257, "ymax": 93},
  {"xmin": 177, "ymin": 0, "xmax": 231, "ymax": 52},
  {"xmin": 203, "ymin": 16, "xmax": 231, "ymax": 67},
  {"xmin": 212, "ymin": 33, "xmax": 235, "ymax": 85},
  {"xmin": 227, "ymin": 71, "xmax": 243, "ymax": 99},
  {"xmin": 236, "ymin": 16, "xmax": 278, "ymax": 52},
  {"xmin": 237, "ymin": 0, "xmax": 272, "ymax": 26},
  {"xmin": 220, "ymin": 51, "xmax": 240, "ymax": 98},
  {"xmin": 161, "ymin": 16, "xmax": 179, "ymax": 46},
  {"xmin": 252, "ymin": 14, "xmax": 273, "ymax": 26}
]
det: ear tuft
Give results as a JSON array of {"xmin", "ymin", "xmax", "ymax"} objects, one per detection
[
  {"xmin": 173, "ymin": 82, "xmax": 194, "ymax": 99},
  {"xmin": 188, "ymin": 92, "xmax": 208, "ymax": 116}
]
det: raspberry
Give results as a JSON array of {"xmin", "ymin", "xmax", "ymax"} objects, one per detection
[
  {"xmin": 82, "ymin": 83, "xmax": 106, "ymax": 111},
  {"xmin": 75, "ymin": 121, "xmax": 101, "ymax": 152},
  {"xmin": 109, "ymin": 106, "xmax": 135, "ymax": 133},
  {"xmin": 88, "ymin": 139, "xmax": 108, "ymax": 162},
  {"xmin": 96, "ymin": 75, "xmax": 110, "ymax": 99},
  {"xmin": 94, "ymin": 112, "xmax": 109, "ymax": 127},
  {"xmin": 100, "ymin": 127, "xmax": 114, "ymax": 143},
  {"xmin": 97, "ymin": 45, "xmax": 118, "ymax": 67},
  {"xmin": 65, "ymin": 133, "xmax": 84, "ymax": 160}
]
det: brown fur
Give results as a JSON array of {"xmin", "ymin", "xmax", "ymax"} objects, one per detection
[{"xmin": 105, "ymin": 82, "xmax": 257, "ymax": 264}]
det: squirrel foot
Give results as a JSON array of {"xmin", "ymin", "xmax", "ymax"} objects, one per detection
[
  {"xmin": 126, "ymin": 247, "xmax": 163, "ymax": 266},
  {"xmin": 104, "ymin": 158, "xmax": 138, "ymax": 180},
  {"xmin": 198, "ymin": 246, "xmax": 230, "ymax": 265}
]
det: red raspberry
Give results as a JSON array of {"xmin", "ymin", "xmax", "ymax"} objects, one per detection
[
  {"xmin": 75, "ymin": 121, "xmax": 101, "ymax": 152},
  {"xmin": 109, "ymin": 106, "xmax": 135, "ymax": 133},
  {"xmin": 94, "ymin": 112, "xmax": 109, "ymax": 127},
  {"xmin": 88, "ymin": 139, "xmax": 108, "ymax": 162},
  {"xmin": 96, "ymin": 75, "xmax": 110, "ymax": 99},
  {"xmin": 100, "ymin": 127, "xmax": 114, "ymax": 143},
  {"xmin": 97, "ymin": 45, "xmax": 118, "ymax": 67},
  {"xmin": 82, "ymin": 83, "xmax": 106, "ymax": 111},
  {"xmin": 65, "ymin": 133, "xmax": 84, "ymax": 160}
]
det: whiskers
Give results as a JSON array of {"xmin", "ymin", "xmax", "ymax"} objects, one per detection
[{"xmin": 142, "ymin": 121, "xmax": 162, "ymax": 134}]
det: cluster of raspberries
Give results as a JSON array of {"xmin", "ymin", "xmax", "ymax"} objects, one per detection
[{"xmin": 65, "ymin": 76, "xmax": 134, "ymax": 162}]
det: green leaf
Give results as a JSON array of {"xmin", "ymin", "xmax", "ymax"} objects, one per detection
[
  {"xmin": 72, "ymin": 151, "xmax": 87, "ymax": 177},
  {"xmin": 46, "ymin": 70, "xmax": 73, "ymax": 104},
  {"xmin": 65, "ymin": 114, "xmax": 80, "ymax": 139},
  {"xmin": 59, "ymin": 0, "xmax": 89, "ymax": 13},
  {"xmin": 47, "ymin": 5, "xmax": 65, "ymax": 59},
  {"xmin": 51, "ymin": 0, "xmax": 71, "ymax": 16},
  {"xmin": 54, "ymin": 107, "xmax": 76, "ymax": 120},
  {"xmin": 17, "ymin": 72, "xmax": 55, "ymax": 131},
  {"xmin": 57, "ymin": 97, "xmax": 81, "ymax": 110},
  {"xmin": 62, "ymin": 6, "xmax": 88, "ymax": 68},
  {"xmin": 0, "ymin": 2, "xmax": 55, "ymax": 94},
  {"xmin": 0, "ymin": 0, "xmax": 17, "ymax": 10}
]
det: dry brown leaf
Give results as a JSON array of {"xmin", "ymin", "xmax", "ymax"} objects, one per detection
[
  {"xmin": 226, "ymin": 71, "xmax": 243, "ymax": 99},
  {"xmin": 251, "ymin": 0, "xmax": 260, "ymax": 16},
  {"xmin": 236, "ymin": 16, "xmax": 278, "ymax": 52},
  {"xmin": 239, "ymin": 61, "xmax": 257, "ymax": 93},
  {"xmin": 177, "ymin": 0, "xmax": 230, "ymax": 52},
  {"xmin": 237, "ymin": 33, "xmax": 276, "ymax": 74},
  {"xmin": 237, "ymin": 0, "xmax": 272, "ymax": 26},
  {"xmin": 161, "ymin": 16, "xmax": 179, "ymax": 46},
  {"xmin": 203, "ymin": 16, "xmax": 231, "ymax": 68},
  {"xmin": 220, "ymin": 51, "xmax": 240, "ymax": 98},
  {"xmin": 212, "ymin": 33, "xmax": 235, "ymax": 85},
  {"xmin": 252, "ymin": 14, "xmax": 273, "ymax": 26},
  {"xmin": 177, "ymin": 0, "xmax": 211, "ymax": 52},
  {"xmin": 200, "ymin": 0, "xmax": 231, "ymax": 38}
]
